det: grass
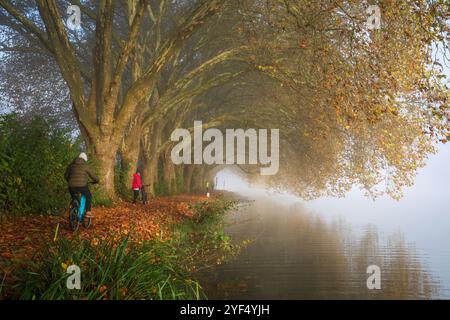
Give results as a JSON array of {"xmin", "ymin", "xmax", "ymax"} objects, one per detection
[{"xmin": 4, "ymin": 196, "xmax": 241, "ymax": 300}]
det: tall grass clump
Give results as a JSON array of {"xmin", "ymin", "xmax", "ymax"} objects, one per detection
[{"xmin": 13, "ymin": 236, "xmax": 203, "ymax": 300}]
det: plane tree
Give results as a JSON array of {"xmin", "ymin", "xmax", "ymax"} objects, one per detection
[
  {"xmin": 1, "ymin": 0, "xmax": 449, "ymax": 200},
  {"xmin": 0, "ymin": 0, "xmax": 241, "ymax": 198}
]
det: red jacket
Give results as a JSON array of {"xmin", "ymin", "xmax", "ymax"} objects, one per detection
[{"xmin": 132, "ymin": 173, "xmax": 142, "ymax": 189}]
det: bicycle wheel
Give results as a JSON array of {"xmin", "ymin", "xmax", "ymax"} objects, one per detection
[
  {"xmin": 69, "ymin": 200, "xmax": 80, "ymax": 232},
  {"xmin": 142, "ymin": 189, "xmax": 148, "ymax": 205},
  {"xmin": 82, "ymin": 215, "xmax": 92, "ymax": 228}
]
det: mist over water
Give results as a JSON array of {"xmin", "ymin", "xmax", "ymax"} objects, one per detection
[{"xmin": 204, "ymin": 144, "xmax": 450, "ymax": 299}]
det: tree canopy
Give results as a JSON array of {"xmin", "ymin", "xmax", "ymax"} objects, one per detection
[{"xmin": 0, "ymin": 0, "xmax": 449, "ymax": 199}]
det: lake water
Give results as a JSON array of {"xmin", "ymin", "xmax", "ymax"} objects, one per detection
[{"xmin": 202, "ymin": 144, "xmax": 450, "ymax": 299}]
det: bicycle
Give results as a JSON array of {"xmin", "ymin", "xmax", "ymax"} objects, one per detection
[
  {"xmin": 69, "ymin": 188, "xmax": 93, "ymax": 232},
  {"xmin": 141, "ymin": 184, "xmax": 150, "ymax": 205}
]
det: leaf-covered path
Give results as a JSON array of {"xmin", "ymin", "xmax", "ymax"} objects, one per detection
[{"xmin": 0, "ymin": 194, "xmax": 211, "ymax": 281}]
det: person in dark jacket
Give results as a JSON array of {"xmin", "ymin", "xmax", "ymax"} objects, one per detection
[{"xmin": 64, "ymin": 152, "xmax": 99, "ymax": 218}]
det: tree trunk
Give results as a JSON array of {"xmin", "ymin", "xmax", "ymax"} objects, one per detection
[
  {"xmin": 141, "ymin": 124, "xmax": 163, "ymax": 197},
  {"xmin": 142, "ymin": 151, "xmax": 159, "ymax": 197},
  {"xmin": 93, "ymin": 137, "xmax": 118, "ymax": 200},
  {"xmin": 163, "ymin": 148, "xmax": 176, "ymax": 194},
  {"xmin": 175, "ymin": 165, "xmax": 184, "ymax": 193},
  {"xmin": 191, "ymin": 166, "xmax": 206, "ymax": 194},
  {"xmin": 120, "ymin": 142, "xmax": 140, "ymax": 189},
  {"xmin": 184, "ymin": 165, "xmax": 195, "ymax": 193}
]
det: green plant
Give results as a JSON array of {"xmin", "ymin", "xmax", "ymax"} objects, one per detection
[
  {"xmin": 0, "ymin": 114, "xmax": 80, "ymax": 215},
  {"xmin": 172, "ymin": 197, "xmax": 240, "ymax": 270},
  {"xmin": 13, "ymin": 235, "xmax": 204, "ymax": 300},
  {"xmin": 89, "ymin": 182, "xmax": 114, "ymax": 208}
]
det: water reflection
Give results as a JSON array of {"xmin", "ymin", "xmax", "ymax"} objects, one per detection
[{"xmin": 200, "ymin": 197, "xmax": 441, "ymax": 299}]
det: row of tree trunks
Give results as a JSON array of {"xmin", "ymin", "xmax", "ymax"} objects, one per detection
[{"xmin": 0, "ymin": 0, "xmax": 229, "ymax": 200}]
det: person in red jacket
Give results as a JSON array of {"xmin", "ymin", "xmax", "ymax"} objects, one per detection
[{"xmin": 132, "ymin": 172, "xmax": 143, "ymax": 204}]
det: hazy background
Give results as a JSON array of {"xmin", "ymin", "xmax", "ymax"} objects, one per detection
[{"xmin": 215, "ymin": 142, "xmax": 450, "ymax": 297}]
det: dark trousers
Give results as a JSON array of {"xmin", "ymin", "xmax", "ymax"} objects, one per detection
[
  {"xmin": 133, "ymin": 189, "xmax": 140, "ymax": 203},
  {"xmin": 69, "ymin": 186, "xmax": 92, "ymax": 212}
]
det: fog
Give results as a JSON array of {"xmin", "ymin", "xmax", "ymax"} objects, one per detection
[{"xmin": 214, "ymin": 143, "xmax": 450, "ymax": 297}]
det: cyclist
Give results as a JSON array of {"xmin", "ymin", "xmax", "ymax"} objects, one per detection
[
  {"xmin": 132, "ymin": 171, "xmax": 142, "ymax": 204},
  {"xmin": 64, "ymin": 152, "xmax": 99, "ymax": 218}
]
